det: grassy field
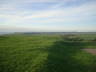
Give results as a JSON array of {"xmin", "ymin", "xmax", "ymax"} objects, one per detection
[{"xmin": 0, "ymin": 34, "xmax": 96, "ymax": 72}]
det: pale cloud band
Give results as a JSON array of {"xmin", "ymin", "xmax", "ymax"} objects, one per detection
[{"xmin": 0, "ymin": 0, "xmax": 96, "ymax": 32}]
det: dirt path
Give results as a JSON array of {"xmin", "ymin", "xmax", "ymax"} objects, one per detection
[{"xmin": 83, "ymin": 49, "xmax": 96, "ymax": 55}]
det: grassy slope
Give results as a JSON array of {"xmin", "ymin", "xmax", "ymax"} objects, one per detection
[{"xmin": 0, "ymin": 34, "xmax": 96, "ymax": 72}]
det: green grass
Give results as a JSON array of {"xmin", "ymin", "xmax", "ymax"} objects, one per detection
[{"xmin": 0, "ymin": 34, "xmax": 96, "ymax": 72}]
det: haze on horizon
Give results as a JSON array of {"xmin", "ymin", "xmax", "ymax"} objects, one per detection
[{"xmin": 0, "ymin": 0, "xmax": 96, "ymax": 32}]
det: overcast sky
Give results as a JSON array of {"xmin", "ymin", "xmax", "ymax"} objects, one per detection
[{"xmin": 0, "ymin": 0, "xmax": 96, "ymax": 32}]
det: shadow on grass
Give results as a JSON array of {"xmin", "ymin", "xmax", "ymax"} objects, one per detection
[{"xmin": 38, "ymin": 40, "xmax": 95, "ymax": 72}]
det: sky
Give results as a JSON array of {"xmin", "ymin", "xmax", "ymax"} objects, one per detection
[{"xmin": 0, "ymin": 0, "xmax": 96, "ymax": 32}]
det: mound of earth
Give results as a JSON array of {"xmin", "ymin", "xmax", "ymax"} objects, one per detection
[{"xmin": 83, "ymin": 49, "xmax": 96, "ymax": 55}]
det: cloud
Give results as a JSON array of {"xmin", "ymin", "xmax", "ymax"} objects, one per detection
[
  {"xmin": 8, "ymin": 0, "xmax": 78, "ymax": 3},
  {"xmin": 0, "ymin": 1, "xmax": 95, "ymax": 20},
  {"xmin": 0, "ymin": 0, "xmax": 96, "ymax": 32},
  {"xmin": 23, "ymin": 1, "xmax": 96, "ymax": 21}
]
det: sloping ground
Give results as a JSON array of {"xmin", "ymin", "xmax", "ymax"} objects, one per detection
[
  {"xmin": 83, "ymin": 49, "xmax": 96, "ymax": 55},
  {"xmin": 0, "ymin": 34, "xmax": 96, "ymax": 72}
]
